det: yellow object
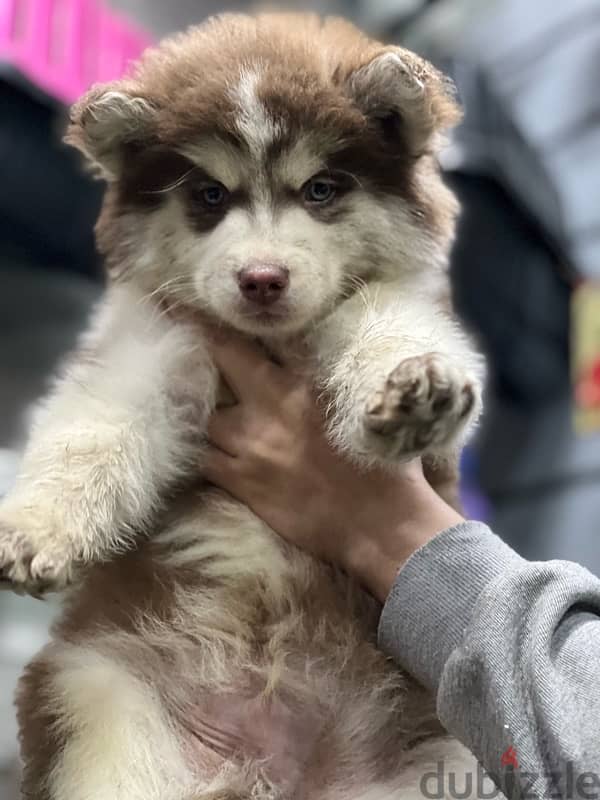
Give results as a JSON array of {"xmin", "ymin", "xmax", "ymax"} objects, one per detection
[{"xmin": 572, "ymin": 282, "xmax": 600, "ymax": 434}]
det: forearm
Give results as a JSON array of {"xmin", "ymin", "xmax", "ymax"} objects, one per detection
[
  {"xmin": 378, "ymin": 521, "xmax": 600, "ymax": 791},
  {"xmin": 343, "ymin": 476, "xmax": 462, "ymax": 602}
]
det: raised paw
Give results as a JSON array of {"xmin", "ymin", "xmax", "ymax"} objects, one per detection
[
  {"xmin": 364, "ymin": 353, "xmax": 478, "ymax": 459},
  {"xmin": 0, "ymin": 517, "xmax": 75, "ymax": 596}
]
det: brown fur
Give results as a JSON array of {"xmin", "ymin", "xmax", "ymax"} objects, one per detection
[
  {"xmin": 67, "ymin": 14, "xmax": 459, "ymax": 156},
  {"xmin": 17, "ymin": 659, "xmax": 65, "ymax": 800},
  {"xmin": 18, "ymin": 494, "xmax": 444, "ymax": 797},
  {"xmin": 69, "ymin": 14, "xmax": 461, "ymax": 274}
]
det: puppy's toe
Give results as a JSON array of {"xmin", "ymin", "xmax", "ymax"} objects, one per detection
[
  {"xmin": 29, "ymin": 547, "xmax": 74, "ymax": 593},
  {"xmin": 0, "ymin": 524, "xmax": 33, "ymax": 586},
  {"xmin": 364, "ymin": 353, "xmax": 478, "ymax": 458},
  {"xmin": 0, "ymin": 516, "xmax": 74, "ymax": 596}
]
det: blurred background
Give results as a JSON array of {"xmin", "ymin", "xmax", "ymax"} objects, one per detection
[{"xmin": 1, "ymin": 0, "xmax": 599, "ymax": 793}]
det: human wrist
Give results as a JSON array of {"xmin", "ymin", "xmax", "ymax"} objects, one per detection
[{"xmin": 343, "ymin": 479, "xmax": 464, "ymax": 602}]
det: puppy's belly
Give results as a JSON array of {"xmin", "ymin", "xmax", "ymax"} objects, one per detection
[
  {"xmin": 179, "ymin": 691, "xmax": 324, "ymax": 789},
  {"xmin": 36, "ymin": 497, "xmax": 447, "ymax": 798}
]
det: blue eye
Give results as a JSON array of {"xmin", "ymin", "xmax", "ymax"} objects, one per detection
[
  {"xmin": 202, "ymin": 184, "xmax": 227, "ymax": 207},
  {"xmin": 305, "ymin": 179, "xmax": 336, "ymax": 204}
]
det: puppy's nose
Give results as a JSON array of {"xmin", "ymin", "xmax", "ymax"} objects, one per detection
[{"xmin": 237, "ymin": 264, "xmax": 289, "ymax": 306}]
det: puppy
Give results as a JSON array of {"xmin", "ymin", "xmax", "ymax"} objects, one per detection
[{"xmin": 0, "ymin": 14, "xmax": 486, "ymax": 800}]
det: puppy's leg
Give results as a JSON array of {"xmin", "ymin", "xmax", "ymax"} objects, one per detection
[
  {"xmin": 18, "ymin": 644, "xmax": 197, "ymax": 800},
  {"xmin": 17, "ymin": 656, "xmax": 61, "ymax": 800},
  {"xmin": 313, "ymin": 281, "xmax": 485, "ymax": 466},
  {"xmin": 0, "ymin": 285, "xmax": 216, "ymax": 595}
]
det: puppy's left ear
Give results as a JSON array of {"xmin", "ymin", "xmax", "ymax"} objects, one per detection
[{"xmin": 347, "ymin": 49, "xmax": 461, "ymax": 157}]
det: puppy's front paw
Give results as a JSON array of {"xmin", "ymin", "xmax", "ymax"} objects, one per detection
[
  {"xmin": 0, "ymin": 514, "xmax": 76, "ymax": 596},
  {"xmin": 364, "ymin": 354, "xmax": 478, "ymax": 459}
]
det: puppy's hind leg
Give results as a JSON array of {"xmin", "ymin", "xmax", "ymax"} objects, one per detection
[
  {"xmin": 17, "ymin": 644, "xmax": 196, "ymax": 800},
  {"xmin": 17, "ymin": 655, "xmax": 61, "ymax": 800}
]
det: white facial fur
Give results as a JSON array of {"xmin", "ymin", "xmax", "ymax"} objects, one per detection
[
  {"xmin": 113, "ymin": 74, "xmax": 445, "ymax": 337},
  {"xmin": 125, "ymin": 168, "xmax": 438, "ymax": 337}
]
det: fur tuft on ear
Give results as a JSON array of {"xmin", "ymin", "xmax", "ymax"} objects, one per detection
[
  {"xmin": 348, "ymin": 50, "xmax": 462, "ymax": 156},
  {"xmin": 65, "ymin": 85, "xmax": 155, "ymax": 179}
]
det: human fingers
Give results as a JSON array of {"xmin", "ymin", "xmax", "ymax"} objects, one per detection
[
  {"xmin": 206, "ymin": 405, "xmax": 254, "ymax": 457},
  {"xmin": 208, "ymin": 329, "xmax": 283, "ymax": 402},
  {"xmin": 203, "ymin": 445, "xmax": 247, "ymax": 497}
]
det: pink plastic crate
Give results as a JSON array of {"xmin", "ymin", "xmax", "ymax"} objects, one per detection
[{"xmin": 0, "ymin": 0, "xmax": 153, "ymax": 105}]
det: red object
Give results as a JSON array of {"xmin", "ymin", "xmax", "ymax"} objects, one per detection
[
  {"xmin": 577, "ymin": 381, "xmax": 600, "ymax": 409},
  {"xmin": 576, "ymin": 357, "xmax": 600, "ymax": 409},
  {"xmin": 501, "ymin": 746, "xmax": 519, "ymax": 769}
]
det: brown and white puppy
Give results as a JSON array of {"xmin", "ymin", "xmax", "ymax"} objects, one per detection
[{"xmin": 0, "ymin": 13, "xmax": 487, "ymax": 800}]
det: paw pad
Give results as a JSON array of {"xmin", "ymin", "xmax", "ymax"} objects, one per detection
[{"xmin": 364, "ymin": 353, "xmax": 478, "ymax": 457}]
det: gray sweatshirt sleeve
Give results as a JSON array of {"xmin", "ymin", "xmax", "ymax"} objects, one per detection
[{"xmin": 377, "ymin": 521, "xmax": 600, "ymax": 795}]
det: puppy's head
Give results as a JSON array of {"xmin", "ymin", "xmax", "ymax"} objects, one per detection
[{"xmin": 67, "ymin": 14, "xmax": 461, "ymax": 335}]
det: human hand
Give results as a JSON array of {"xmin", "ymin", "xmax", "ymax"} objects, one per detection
[{"xmin": 205, "ymin": 333, "xmax": 463, "ymax": 601}]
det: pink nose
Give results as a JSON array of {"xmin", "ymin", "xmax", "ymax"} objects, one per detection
[{"xmin": 237, "ymin": 264, "xmax": 289, "ymax": 306}]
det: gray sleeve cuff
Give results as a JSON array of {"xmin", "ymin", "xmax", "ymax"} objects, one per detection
[{"xmin": 377, "ymin": 521, "xmax": 526, "ymax": 693}]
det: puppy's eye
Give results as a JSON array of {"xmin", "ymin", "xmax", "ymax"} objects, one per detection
[
  {"xmin": 304, "ymin": 178, "xmax": 336, "ymax": 205},
  {"xmin": 203, "ymin": 184, "xmax": 227, "ymax": 206},
  {"xmin": 189, "ymin": 181, "xmax": 229, "ymax": 209}
]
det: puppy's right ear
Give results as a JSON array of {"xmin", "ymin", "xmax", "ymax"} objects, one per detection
[{"xmin": 65, "ymin": 84, "xmax": 155, "ymax": 180}]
